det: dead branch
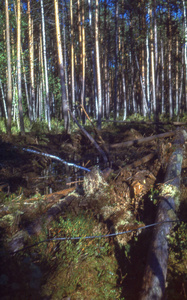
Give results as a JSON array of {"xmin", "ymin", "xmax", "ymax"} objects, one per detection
[
  {"xmin": 69, "ymin": 110, "xmax": 108, "ymax": 163},
  {"xmin": 80, "ymin": 104, "xmax": 109, "ymax": 156},
  {"xmin": 139, "ymin": 129, "xmax": 187, "ymax": 300},
  {"xmin": 122, "ymin": 152, "xmax": 156, "ymax": 171},
  {"xmin": 110, "ymin": 131, "xmax": 175, "ymax": 149}
]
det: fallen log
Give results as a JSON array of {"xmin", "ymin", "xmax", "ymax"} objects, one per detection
[
  {"xmin": 139, "ymin": 129, "xmax": 187, "ymax": 300},
  {"xmin": 110, "ymin": 131, "xmax": 175, "ymax": 149}
]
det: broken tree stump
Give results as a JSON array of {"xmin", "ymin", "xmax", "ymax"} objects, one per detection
[{"xmin": 139, "ymin": 129, "xmax": 187, "ymax": 300}]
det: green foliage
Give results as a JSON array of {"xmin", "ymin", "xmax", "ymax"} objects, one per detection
[
  {"xmin": 0, "ymin": 118, "xmax": 6, "ymax": 133},
  {"xmin": 39, "ymin": 213, "xmax": 121, "ymax": 299},
  {"xmin": 148, "ymin": 187, "xmax": 159, "ymax": 205},
  {"xmin": 166, "ymin": 222, "xmax": 187, "ymax": 299}
]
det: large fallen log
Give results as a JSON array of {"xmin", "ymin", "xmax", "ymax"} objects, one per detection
[
  {"xmin": 110, "ymin": 131, "xmax": 175, "ymax": 149},
  {"xmin": 139, "ymin": 129, "xmax": 187, "ymax": 300}
]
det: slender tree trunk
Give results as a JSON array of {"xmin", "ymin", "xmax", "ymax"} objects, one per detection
[
  {"xmin": 54, "ymin": 0, "xmax": 69, "ymax": 133},
  {"xmin": 17, "ymin": 0, "xmax": 24, "ymax": 133},
  {"xmin": 176, "ymin": 34, "xmax": 179, "ymax": 116},
  {"xmin": 103, "ymin": 0, "xmax": 110, "ymax": 119},
  {"xmin": 161, "ymin": 39, "xmax": 165, "ymax": 114},
  {"xmin": 70, "ymin": 0, "xmax": 75, "ymax": 112},
  {"xmin": 40, "ymin": 0, "xmax": 51, "ymax": 129},
  {"xmin": 5, "ymin": 0, "xmax": 12, "ymax": 134},
  {"xmin": 28, "ymin": 0, "xmax": 35, "ymax": 121},
  {"xmin": 149, "ymin": 4, "xmax": 156, "ymax": 116},
  {"xmin": 61, "ymin": 0, "xmax": 69, "ymax": 104},
  {"xmin": 168, "ymin": 4, "xmax": 172, "ymax": 118},
  {"xmin": 88, "ymin": 0, "xmax": 97, "ymax": 119},
  {"xmin": 114, "ymin": 0, "xmax": 118, "ymax": 120},
  {"xmin": 81, "ymin": 0, "xmax": 86, "ymax": 118},
  {"xmin": 95, "ymin": 0, "xmax": 102, "ymax": 129},
  {"xmin": 183, "ymin": 0, "xmax": 187, "ymax": 109},
  {"xmin": 146, "ymin": 29, "xmax": 150, "ymax": 115},
  {"xmin": 0, "ymin": 79, "xmax": 8, "ymax": 120},
  {"xmin": 39, "ymin": 25, "xmax": 46, "ymax": 121}
]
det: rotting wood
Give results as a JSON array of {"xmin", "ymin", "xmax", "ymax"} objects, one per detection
[
  {"xmin": 139, "ymin": 129, "xmax": 187, "ymax": 300},
  {"xmin": 69, "ymin": 110, "xmax": 108, "ymax": 163},
  {"xmin": 120, "ymin": 152, "xmax": 156, "ymax": 172},
  {"xmin": 110, "ymin": 131, "xmax": 175, "ymax": 149},
  {"xmin": 24, "ymin": 187, "xmax": 75, "ymax": 204}
]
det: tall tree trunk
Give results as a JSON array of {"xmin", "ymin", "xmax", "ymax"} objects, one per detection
[
  {"xmin": 81, "ymin": 0, "xmax": 86, "ymax": 117},
  {"xmin": 161, "ymin": 39, "xmax": 165, "ymax": 114},
  {"xmin": 40, "ymin": 0, "xmax": 51, "ymax": 129},
  {"xmin": 17, "ymin": 0, "xmax": 24, "ymax": 133},
  {"xmin": 5, "ymin": 0, "xmax": 12, "ymax": 134},
  {"xmin": 114, "ymin": 0, "xmax": 118, "ymax": 120},
  {"xmin": 28, "ymin": 0, "xmax": 35, "ymax": 121},
  {"xmin": 88, "ymin": 0, "xmax": 97, "ymax": 119},
  {"xmin": 95, "ymin": 0, "xmax": 102, "ymax": 129},
  {"xmin": 146, "ymin": 28, "xmax": 150, "ymax": 115},
  {"xmin": 54, "ymin": 0, "xmax": 69, "ymax": 133},
  {"xmin": 70, "ymin": 0, "xmax": 75, "ymax": 112},
  {"xmin": 183, "ymin": 0, "xmax": 187, "ymax": 110},
  {"xmin": 168, "ymin": 4, "xmax": 172, "ymax": 118},
  {"xmin": 176, "ymin": 34, "xmax": 179, "ymax": 116},
  {"xmin": 149, "ymin": 4, "xmax": 156, "ymax": 116},
  {"xmin": 61, "ymin": 0, "xmax": 69, "ymax": 105}
]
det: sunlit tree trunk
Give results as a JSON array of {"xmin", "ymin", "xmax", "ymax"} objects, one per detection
[
  {"xmin": 161, "ymin": 39, "xmax": 165, "ymax": 114},
  {"xmin": 114, "ymin": 0, "xmax": 118, "ymax": 120},
  {"xmin": 149, "ymin": 3, "xmax": 156, "ymax": 116},
  {"xmin": 61, "ymin": 0, "xmax": 69, "ymax": 104},
  {"xmin": 146, "ymin": 29, "xmax": 150, "ymax": 114},
  {"xmin": 40, "ymin": 0, "xmax": 51, "ymax": 129},
  {"xmin": 70, "ymin": 0, "xmax": 75, "ymax": 112},
  {"xmin": 176, "ymin": 34, "xmax": 179, "ymax": 116},
  {"xmin": 81, "ymin": 0, "xmax": 85, "ymax": 115},
  {"xmin": 17, "ymin": 0, "xmax": 24, "ymax": 133},
  {"xmin": 88, "ymin": 0, "xmax": 97, "ymax": 118},
  {"xmin": 54, "ymin": 0, "xmax": 69, "ymax": 132},
  {"xmin": 103, "ymin": 0, "xmax": 110, "ymax": 119},
  {"xmin": 39, "ymin": 26, "xmax": 45, "ymax": 121},
  {"xmin": 28, "ymin": 0, "xmax": 35, "ymax": 121},
  {"xmin": 168, "ymin": 4, "xmax": 172, "ymax": 118},
  {"xmin": 95, "ymin": 0, "xmax": 102, "ymax": 129},
  {"xmin": 77, "ymin": 0, "xmax": 82, "ymax": 103},
  {"xmin": 5, "ymin": 0, "xmax": 12, "ymax": 134},
  {"xmin": 121, "ymin": 0, "xmax": 126, "ymax": 120},
  {"xmin": 141, "ymin": 0, "xmax": 147, "ymax": 117},
  {"xmin": 0, "ymin": 79, "xmax": 8, "ymax": 120}
]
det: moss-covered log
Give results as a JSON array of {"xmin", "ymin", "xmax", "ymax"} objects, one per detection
[{"xmin": 140, "ymin": 129, "xmax": 187, "ymax": 300}]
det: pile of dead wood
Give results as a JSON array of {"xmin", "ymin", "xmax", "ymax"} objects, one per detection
[{"xmin": 5, "ymin": 119, "xmax": 187, "ymax": 300}]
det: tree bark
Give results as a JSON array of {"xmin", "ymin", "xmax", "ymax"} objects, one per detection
[
  {"xmin": 5, "ymin": 0, "xmax": 12, "ymax": 134},
  {"xmin": 140, "ymin": 129, "xmax": 187, "ymax": 300},
  {"xmin": 110, "ymin": 131, "xmax": 175, "ymax": 149}
]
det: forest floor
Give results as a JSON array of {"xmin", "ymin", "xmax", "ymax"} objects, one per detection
[{"xmin": 0, "ymin": 122, "xmax": 187, "ymax": 300}]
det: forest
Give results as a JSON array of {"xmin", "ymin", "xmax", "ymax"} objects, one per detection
[
  {"xmin": 0, "ymin": 0, "xmax": 187, "ymax": 132},
  {"xmin": 0, "ymin": 0, "xmax": 187, "ymax": 299}
]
